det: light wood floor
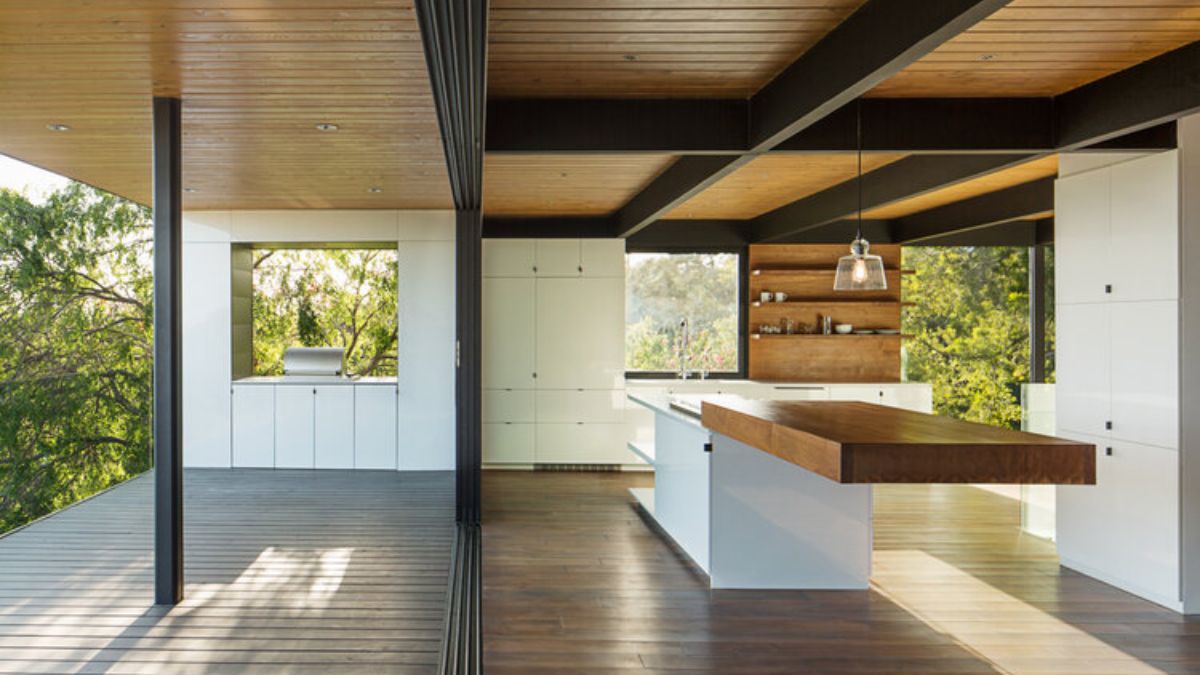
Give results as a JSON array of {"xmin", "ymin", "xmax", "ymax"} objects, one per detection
[
  {"xmin": 0, "ymin": 469, "xmax": 455, "ymax": 674},
  {"xmin": 483, "ymin": 471, "xmax": 1199, "ymax": 674}
]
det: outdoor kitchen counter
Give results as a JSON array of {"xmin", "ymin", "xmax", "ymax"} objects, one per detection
[{"xmin": 232, "ymin": 376, "xmax": 397, "ymax": 385}]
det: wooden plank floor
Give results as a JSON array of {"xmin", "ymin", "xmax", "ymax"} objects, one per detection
[
  {"xmin": 483, "ymin": 471, "xmax": 1200, "ymax": 674},
  {"xmin": 0, "ymin": 469, "xmax": 455, "ymax": 674}
]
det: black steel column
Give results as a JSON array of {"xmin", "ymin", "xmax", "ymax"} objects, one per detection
[
  {"xmin": 152, "ymin": 97, "xmax": 183, "ymax": 605},
  {"xmin": 1029, "ymin": 244, "xmax": 1047, "ymax": 383},
  {"xmin": 456, "ymin": 210, "xmax": 482, "ymax": 525}
]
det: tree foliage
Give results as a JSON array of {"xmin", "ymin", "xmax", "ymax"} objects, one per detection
[
  {"xmin": 252, "ymin": 249, "xmax": 399, "ymax": 377},
  {"xmin": 0, "ymin": 184, "xmax": 153, "ymax": 533},
  {"xmin": 903, "ymin": 246, "xmax": 1054, "ymax": 428},
  {"xmin": 626, "ymin": 253, "xmax": 738, "ymax": 373}
]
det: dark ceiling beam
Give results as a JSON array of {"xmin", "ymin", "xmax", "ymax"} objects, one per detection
[
  {"xmin": 609, "ymin": 0, "xmax": 1007, "ymax": 239},
  {"xmin": 747, "ymin": 153, "xmax": 1036, "ymax": 243},
  {"xmin": 1056, "ymin": 40, "xmax": 1200, "ymax": 149},
  {"xmin": 891, "ymin": 176, "xmax": 1055, "ymax": 244},
  {"xmin": 748, "ymin": 0, "xmax": 1009, "ymax": 150},
  {"xmin": 482, "ymin": 216, "xmax": 615, "ymax": 239},
  {"xmin": 625, "ymin": 220, "xmax": 748, "ymax": 252},
  {"xmin": 486, "ymin": 98, "xmax": 746, "ymax": 154},
  {"xmin": 908, "ymin": 219, "xmax": 1041, "ymax": 247}
]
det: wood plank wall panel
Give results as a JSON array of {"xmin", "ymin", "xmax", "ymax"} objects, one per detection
[
  {"xmin": 487, "ymin": 0, "xmax": 867, "ymax": 97},
  {"xmin": 863, "ymin": 154, "xmax": 1059, "ymax": 219},
  {"xmin": 748, "ymin": 244, "xmax": 903, "ymax": 382},
  {"xmin": 871, "ymin": 1, "xmax": 1200, "ymax": 97},
  {"xmin": 484, "ymin": 154, "xmax": 677, "ymax": 216},
  {"xmin": 664, "ymin": 153, "xmax": 906, "ymax": 220},
  {"xmin": 0, "ymin": 1, "xmax": 452, "ymax": 209}
]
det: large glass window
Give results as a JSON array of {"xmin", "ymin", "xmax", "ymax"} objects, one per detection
[{"xmin": 625, "ymin": 252, "xmax": 740, "ymax": 374}]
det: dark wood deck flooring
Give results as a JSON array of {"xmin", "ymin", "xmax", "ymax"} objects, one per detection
[
  {"xmin": 483, "ymin": 471, "xmax": 1199, "ymax": 674},
  {"xmin": 0, "ymin": 469, "xmax": 455, "ymax": 674}
]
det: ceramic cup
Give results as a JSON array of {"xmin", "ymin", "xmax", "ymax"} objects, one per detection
[
  {"xmin": 760, "ymin": 291, "xmax": 772, "ymax": 303},
  {"xmin": 774, "ymin": 291, "xmax": 788, "ymax": 302}
]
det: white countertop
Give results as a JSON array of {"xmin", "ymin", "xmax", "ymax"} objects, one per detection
[
  {"xmin": 233, "ymin": 376, "xmax": 398, "ymax": 386},
  {"xmin": 627, "ymin": 391, "xmax": 709, "ymax": 429}
]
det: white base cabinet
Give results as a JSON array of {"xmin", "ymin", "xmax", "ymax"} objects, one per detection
[
  {"xmin": 315, "ymin": 386, "xmax": 355, "ymax": 469},
  {"xmin": 232, "ymin": 385, "xmax": 275, "ymax": 468},
  {"xmin": 355, "ymin": 386, "xmax": 398, "ymax": 470},
  {"xmin": 275, "ymin": 385, "xmax": 315, "ymax": 468}
]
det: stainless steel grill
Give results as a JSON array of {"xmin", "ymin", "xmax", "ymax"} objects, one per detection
[{"xmin": 283, "ymin": 347, "xmax": 346, "ymax": 378}]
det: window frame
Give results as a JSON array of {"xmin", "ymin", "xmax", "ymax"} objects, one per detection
[{"xmin": 623, "ymin": 245, "xmax": 748, "ymax": 380}]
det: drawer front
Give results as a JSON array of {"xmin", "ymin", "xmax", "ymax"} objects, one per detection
[
  {"xmin": 483, "ymin": 423, "xmax": 535, "ymax": 464},
  {"xmin": 483, "ymin": 389, "xmax": 535, "ymax": 423},
  {"xmin": 536, "ymin": 423, "xmax": 632, "ymax": 464},
  {"xmin": 536, "ymin": 389, "xmax": 626, "ymax": 423}
]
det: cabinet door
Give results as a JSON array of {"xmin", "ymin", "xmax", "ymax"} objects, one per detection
[
  {"xmin": 1056, "ymin": 303, "xmax": 1111, "ymax": 438},
  {"xmin": 535, "ymin": 239, "xmax": 581, "ymax": 277},
  {"xmin": 536, "ymin": 422, "xmax": 631, "ymax": 464},
  {"xmin": 483, "ymin": 423, "xmax": 535, "ymax": 463},
  {"xmin": 762, "ymin": 385, "xmax": 829, "ymax": 401},
  {"xmin": 536, "ymin": 277, "xmax": 625, "ymax": 389},
  {"xmin": 355, "ymin": 386, "xmax": 398, "ymax": 470},
  {"xmin": 882, "ymin": 385, "xmax": 933, "ymax": 413},
  {"xmin": 483, "ymin": 389, "xmax": 535, "ymax": 423},
  {"xmin": 829, "ymin": 386, "xmax": 886, "ymax": 405},
  {"xmin": 535, "ymin": 389, "xmax": 626, "ymax": 423},
  {"xmin": 482, "ymin": 239, "xmax": 535, "ymax": 277},
  {"xmin": 1110, "ymin": 151, "xmax": 1179, "ymax": 302},
  {"xmin": 483, "ymin": 278, "xmax": 536, "ymax": 389},
  {"xmin": 580, "ymin": 239, "xmax": 626, "ymax": 277},
  {"xmin": 315, "ymin": 386, "xmax": 355, "ymax": 469},
  {"xmin": 275, "ymin": 385, "xmax": 315, "ymax": 468},
  {"xmin": 232, "ymin": 385, "xmax": 275, "ymax": 468},
  {"xmin": 1110, "ymin": 301, "xmax": 1178, "ymax": 449},
  {"xmin": 1055, "ymin": 170, "xmax": 1112, "ymax": 305}
]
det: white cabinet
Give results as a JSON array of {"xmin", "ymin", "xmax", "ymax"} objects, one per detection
[
  {"xmin": 483, "ymin": 423, "xmax": 535, "ymax": 464},
  {"xmin": 535, "ymin": 389, "xmax": 626, "ymax": 423},
  {"xmin": 275, "ymin": 385, "xmax": 315, "ymax": 468},
  {"xmin": 1110, "ymin": 301, "xmax": 1178, "ymax": 449},
  {"xmin": 482, "ymin": 239, "xmax": 535, "ymax": 277},
  {"xmin": 315, "ymin": 386, "xmax": 355, "ymax": 469},
  {"xmin": 1110, "ymin": 152, "xmax": 1178, "ymax": 302},
  {"xmin": 1055, "ymin": 303, "xmax": 1112, "ymax": 438},
  {"xmin": 483, "ymin": 278, "xmax": 536, "ymax": 389},
  {"xmin": 536, "ymin": 423, "xmax": 631, "ymax": 464},
  {"xmin": 232, "ymin": 385, "xmax": 274, "ymax": 468},
  {"xmin": 483, "ymin": 389, "xmax": 535, "ymax": 423},
  {"xmin": 580, "ymin": 239, "xmax": 626, "ymax": 277},
  {"xmin": 355, "ymin": 386, "xmax": 398, "ymax": 470},
  {"xmin": 535, "ymin": 240, "xmax": 582, "ymax": 277},
  {"xmin": 535, "ymin": 277, "xmax": 625, "ymax": 389},
  {"xmin": 762, "ymin": 385, "xmax": 829, "ymax": 401},
  {"xmin": 1055, "ymin": 168, "xmax": 1111, "ymax": 304},
  {"xmin": 885, "ymin": 386, "xmax": 933, "ymax": 413},
  {"xmin": 1058, "ymin": 435, "xmax": 1179, "ymax": 607}
]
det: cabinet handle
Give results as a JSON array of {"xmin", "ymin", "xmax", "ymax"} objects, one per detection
[
  {"xmin": 1106, "ymin": 447, "xmax": 1113, "ymax": 456},
  {"xmin": 578, "ymin": 265, "xmax": 583, "ymax": 273},
  {"xmin": 1105, "ymin": 420, "xmax": 1112, "ymax": 430},
  {"xmin": 313, "ymin": 388, "xmax": 317, "ymax": 394},
  {"xmin": 1105, "ymin": 284, "xmax": 1112, "ymax": 294},
  {"xmin": 532, "ymin": 266, "xmax": 538, "ymax": 273},
  {"xmin": 532, "ymin": 372, "xmax": 537, "ymax": 379}
]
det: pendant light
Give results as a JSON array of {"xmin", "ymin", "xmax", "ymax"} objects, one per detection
[{"xmin": 834, "ymin": 101, "xmax": 887, "ymax": 291}]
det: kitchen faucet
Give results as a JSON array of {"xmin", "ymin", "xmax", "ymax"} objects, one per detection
[{"xmin": 677, "ymin": 318, "xmax": 690, "ymax": 380}]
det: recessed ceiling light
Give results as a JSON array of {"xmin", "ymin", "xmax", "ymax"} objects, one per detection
[
  {"xmin": 315, "ymin": 122, "xmax": 339, "ymax": 132},
  {"xmin": 367, "ymin": 186, "xmax": 383, "ymax": 193},
  {"xmin": 978, "ymin": 53, "xmax": 996, "ymax": 61},
  {"xmin": 46, "ymin": 123, "xmax": 71, "ymax": 132},
  {"xmin": 623, "ymin": 54, "xmax": 638, "ymax": 62},
  {"xmin": 183, "ymin": 187, "xmax": 197, "ymax": 193}
]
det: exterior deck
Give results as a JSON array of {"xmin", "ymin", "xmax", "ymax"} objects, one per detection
[{"xmin": 0, "ymin": 469, "xmax": 455, "ymax": 674}]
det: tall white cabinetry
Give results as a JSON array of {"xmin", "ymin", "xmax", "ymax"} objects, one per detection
[
  {"xmin": 1055, "ymin": 150, "xmax": 1182, "ymax": 610},
  {"xmin": 482, "ymin": 239, "xmax": 631, "ymax": 465}
]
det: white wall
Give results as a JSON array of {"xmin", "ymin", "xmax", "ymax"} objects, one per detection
[{"xmin": 181, "ymin": 210, "xmax": 456, "ymax": 471}]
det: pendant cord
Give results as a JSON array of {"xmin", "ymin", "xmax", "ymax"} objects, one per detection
[{"xmin": 856, "ymin": 99, "xmax": 863, "ymax": 242}]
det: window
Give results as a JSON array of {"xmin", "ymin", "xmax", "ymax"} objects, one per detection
[
  {"xmin": 625, "ymin": 252, "xmax": 740, "ymax": 374},
  {"xmin": 250, "ymin": 247, "xmax": 399, "ymax": 377}
]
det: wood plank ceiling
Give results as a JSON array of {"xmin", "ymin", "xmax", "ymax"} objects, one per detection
[
  {"xmin": 0, "ymin": 1, "xmax": 452, "ymax": 210},
  {"xmin": 487, "ymin": 0, "xmax": 868, "ymax": 98},
  {"xmin": 870, "ymin": 0, "xmax": 1200, "ymax": 97},
  {"xmin": 484, "ymin": 154, "xmax": 676, "ymax": 216}
]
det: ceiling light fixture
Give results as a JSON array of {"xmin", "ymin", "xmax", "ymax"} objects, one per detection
[
  {"xmin": 315, "ymin": 123, "xmax": 339, "ymax": 132},
  {"xmin": 46, "ymin": 123, "xmax": 71, "ymax": 132},
  {"xmin": 834, "ymin": 101, "xmax": 887, "ymax": 292},
  {"xmin": 183, "ymin": 187, "xmax": 197, "ymax": 193},
  {"xmin": 367, "ymin": 186, "xmax": 383, "ymax": 193}
]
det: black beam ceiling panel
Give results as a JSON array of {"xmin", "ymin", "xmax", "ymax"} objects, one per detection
[
  {"xmin": 891, "ymin": 176, "xmax": 1055, "ymax": 244},
  {"xmin": 625, "ymin": 220, "xmax": 748, "ymax": 252},
  {"xmin": 482, "ymin": 216, "xmax": 615, "ymax": 239},
  {"xmin": 613, "ymin": 155, "xmax": 747, "ymax": 238}
]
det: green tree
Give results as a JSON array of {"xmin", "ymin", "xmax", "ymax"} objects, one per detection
[
  {"xmin": 252, "ymin": 249, "xmax": 399, "ymax": 377},
  {"xmin": 0, "ymin": 184, "xmax": 153, "ymax": 532},
  {"xmin": 903, "ymin": 246, "xmax": 1043, "ymax": 428}
]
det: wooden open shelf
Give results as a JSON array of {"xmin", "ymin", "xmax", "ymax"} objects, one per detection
[{"xmin": 748, "ymin": 244, "xmax": 905, "ymax": 382}]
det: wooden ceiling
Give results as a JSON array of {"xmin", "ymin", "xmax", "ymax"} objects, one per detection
[
  {"xmin": 664, "ymin": 154, "xmax": 905, "ymax": 220},
  {"xmin": 0, "ymin": 1, "xmax": 452, "ymax": 210},
  {"xmin": 870, "ymin": 1, "xmax": 1200, "ymax": 97},
  {"xmin": 864, "ymin": 155, "xmax": 1059, "ymax": 219},
  {"xmin": 487, "ymin": 0, "xmax": 867, "ymax": 97},
  {"xmin": 484, "ymin": 154, "xmax": 677, "ymax": 216}
]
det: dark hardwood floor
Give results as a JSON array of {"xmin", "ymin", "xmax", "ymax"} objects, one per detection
[{"xmin": 483, "ymin": 470, "xmax": 1198, "ymax": 674}]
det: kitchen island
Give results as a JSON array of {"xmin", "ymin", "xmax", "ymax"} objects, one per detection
[{"xmin": 630, "ymin": 393, "xmax": 1095, "ymax": 590}]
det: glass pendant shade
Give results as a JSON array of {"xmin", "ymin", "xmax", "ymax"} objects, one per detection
[{"xmin": 834, "ymin": 237, "xmax": 888, "ymax": 291}]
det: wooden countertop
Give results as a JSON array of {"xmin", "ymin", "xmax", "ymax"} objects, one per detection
[{"xmin": 700, "ymin": 397, "xmax": 1095, "ymax": 485}]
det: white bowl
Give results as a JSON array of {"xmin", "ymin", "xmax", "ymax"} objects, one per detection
[{"xmin": 834, "ymin": 324, "xmax": 853, "ymax": 334}]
